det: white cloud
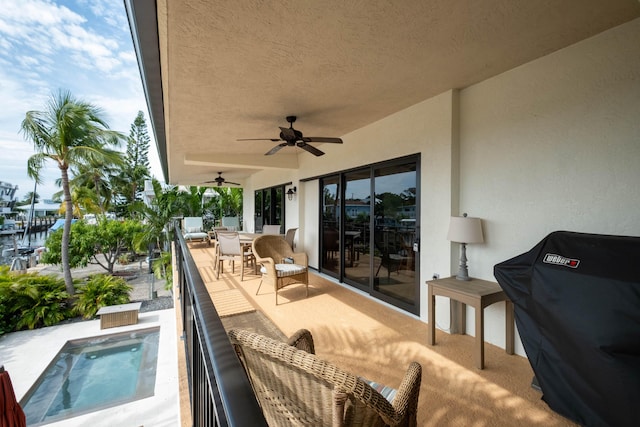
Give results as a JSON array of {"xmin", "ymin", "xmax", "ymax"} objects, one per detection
[
  {"xmin": 16, "ymin": 55, "xmax": 40, "ymax": 67},
  {"xmin": 79, "ymin": 0, "xmax": 127, "ymax": 28},
  {"xmin": 1, "ymin": 0, "xmax": 124, "ymax": 75},
  {"xmin": 2, "ymin": 0, "xmax": 83, "ymax": 26}
]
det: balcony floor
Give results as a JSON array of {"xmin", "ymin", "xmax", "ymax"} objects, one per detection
[{"xmin": 187, "ymin": 244, "xmax": 577, "ymax": 426}]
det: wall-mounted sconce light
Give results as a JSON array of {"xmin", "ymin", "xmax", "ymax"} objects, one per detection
[{"xmin": 287, "ymin": 186, "xmax": 297, "ymax": 201}]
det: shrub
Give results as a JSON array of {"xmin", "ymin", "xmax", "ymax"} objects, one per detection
[
  {"xmin": 0, "ymin": 266, "xmax": 72, "ymax": 332},
  {"xmin": 153, "ymin": 251, "xmax": 173, "ymax": 290},
  {"xmin": 74, "ymin": 274, "xmax": 132, "ymax": 319},
  {"xmin": 0, "ymin": 266, "xmax": 16, "ymax": 334}
]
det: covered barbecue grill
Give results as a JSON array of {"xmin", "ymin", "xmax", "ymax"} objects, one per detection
[{"xmin": 494, "ymin": 231, "xmax": 640, "ymax": 427}]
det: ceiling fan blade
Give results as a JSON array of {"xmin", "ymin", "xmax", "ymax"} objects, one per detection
[
  {"xmin": 225, "ymin": 181, "xmax": 241, "ymax": 186},
  {"xmin": 302, "ymin": 136, "xmax": 343, "ymax": 143},
  {"xmin": 298, "ymin": 142, "xmax": 325, "ymax": 156},
  {"xmin": 237, "ymin": 138, "xmax": 281, "ymax": 141},
  {"xmin": 266, "ymin": 142, "xmax": 287, "ymax": 155}
]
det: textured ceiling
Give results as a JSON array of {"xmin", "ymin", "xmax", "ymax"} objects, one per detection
[{"xmin": 147, "ymin": 0, "xmax": 640, "ymax": 186}]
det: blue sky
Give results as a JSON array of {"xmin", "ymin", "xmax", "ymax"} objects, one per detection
[{"xmin": 0, "ymin": 0, "xmax": 162, "ymax": 202}]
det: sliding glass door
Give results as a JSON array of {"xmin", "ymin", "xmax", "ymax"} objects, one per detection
[
  {"xmin": 319, "ymin": 155, "xmax": 419, "ymax": 314},
  {"xmin": 372, "ymin": 162, "xmax": 418, "ymax": 308}
]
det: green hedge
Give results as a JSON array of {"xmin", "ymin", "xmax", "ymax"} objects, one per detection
[{"xmin": 0, "ymin": 266, "xmax": 132, "ymax": 335}]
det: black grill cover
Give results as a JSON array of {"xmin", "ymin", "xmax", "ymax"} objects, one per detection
[{"xmin": 494, "ymin": 231, "xmax": 640, "ymax": 427}]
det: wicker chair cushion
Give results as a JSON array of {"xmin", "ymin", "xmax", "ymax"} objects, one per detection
[
  {"xmin": 362, "ymin": 378, "xmax": 398, "ymax": 403},
  {"xmin": 260, "ymin": 263, "xmax": 306, "ymax": 277}
]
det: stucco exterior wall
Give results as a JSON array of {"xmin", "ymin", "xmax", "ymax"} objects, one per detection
[
  {"xmin": 243, "ymin": 18, "xmax": 640, "ymax": 356},
  {"xmin": 458, "ymin": 18, "xmax": 640, "ymax": 353}
]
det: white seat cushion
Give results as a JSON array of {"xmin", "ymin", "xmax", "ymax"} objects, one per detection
[
  {"xmin": 185, "ymin": 231, "xmax": 208, "ymax": 240},
  {"xmin": 361, "ymin": 378, "xmax": 397, "ymax": 403},
  {"xmin": 260, "ymin": 263, "xmax": 306, "ymax": 278}
]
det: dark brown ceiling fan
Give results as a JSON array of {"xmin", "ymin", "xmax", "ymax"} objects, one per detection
[
  {"xmin": 203, "ymin": 172, "xmax": 240, "ymax": 187},
  {"xmin": 238, "ymin": 116, "xmax": 343, "ymax": 156}
]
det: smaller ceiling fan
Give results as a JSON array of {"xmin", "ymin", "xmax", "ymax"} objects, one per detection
[
  {"xmin": 238, "ymin": 116, "xmax": 343, "ymax": 157},
  {"xmin": 203, "ymin": 172, "xmax": 240, "ymax": 187}
]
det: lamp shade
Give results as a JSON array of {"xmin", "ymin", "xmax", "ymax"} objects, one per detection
[{"xmin": 447, "ymin": 215, "xmax": 484, "ymax": 244}]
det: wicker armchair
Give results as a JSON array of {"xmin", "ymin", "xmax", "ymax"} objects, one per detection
[
  {"xmin": 252, "ymin": 235, "xmax": 309, "ymax": 304},
  {"xmin": 286, "ymin": 328, "xmax": 315, "ymax": 354},
  {"xmin": 228, "ymin": 328, "xmax": 422, "ymax": 427},
  {"xmin": 284, "ymin": 227, "xmax": 298, "ymax": 249}
]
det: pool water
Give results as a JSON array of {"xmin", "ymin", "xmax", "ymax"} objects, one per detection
[{"xmin": 20, "ymin": 327, "xmax": 160, "ymax": 425}]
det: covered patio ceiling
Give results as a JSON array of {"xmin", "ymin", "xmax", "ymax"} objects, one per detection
[{"xmin": 126, "ymin": 0, "xmax": 640, "ymax": 187}]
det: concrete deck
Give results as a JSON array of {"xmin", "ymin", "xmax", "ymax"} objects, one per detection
[{"xmin": 0, "ymin": 309, "xmax": 179, "ymax": 427}]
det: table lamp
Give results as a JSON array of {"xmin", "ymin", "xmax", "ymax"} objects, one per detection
[{"xmin": 447, "ymin": 213, "xmax": 484, "ymax": 280}]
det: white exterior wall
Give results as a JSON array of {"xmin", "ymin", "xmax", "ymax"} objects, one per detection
[
  {"xmin": 242, "ymin": 18, "xmax": 640, "ymax": 356},
  {"xmin": 458, "ymin": 18, "xmax": 640, "ymax": 354}
]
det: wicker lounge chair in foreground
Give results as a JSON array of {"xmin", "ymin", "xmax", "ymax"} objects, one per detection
[{"xmin": 229, "ymin": 328, "xmax": 422, "ymax": 427}]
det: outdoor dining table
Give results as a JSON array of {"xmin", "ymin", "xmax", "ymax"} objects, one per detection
[
  {"xmin": 238, "ymin": 232, "xmax": 284, "ymax": 244},
  {"xmin": 238, "ymin": 232, "xmax": 261, "ymax": 244}
]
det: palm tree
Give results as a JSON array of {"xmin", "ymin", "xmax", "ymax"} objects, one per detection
[
  {"xmin": 56, "ymin": 185, "xmax": 101, "ymax": 218},
  {"xmin": 69, "ymin": 156, "xmax": 122, "ymax": 214},
  {"xmin": 178, "ymin": 186, "xmax": 208, "ymax": 217},
  {"xmin": 21, "ymin": 89, "xmax": 125, "ymax": 295},
  {"xmin": 212, "ymin": 187, "xmax": 243, "ymax": 218},
  {"xmin": 130, "ymin": 179, "xmax": 180, "ymax": 252}
]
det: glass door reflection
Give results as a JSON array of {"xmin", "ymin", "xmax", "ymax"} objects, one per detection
[
  {"xmin": 372, "ymin": 163, "xmax": 417, "ymax": 306},
  {"xmin": 320, "ymin": 175, "xmax": 340, "ymax": 277},
  {"xmin": 344, "ymin": 169, "xmax": 371, "ymax": 289}
]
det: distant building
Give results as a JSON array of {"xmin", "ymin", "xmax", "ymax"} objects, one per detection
[
  {"xmin": 16, "ymin": 201, "xmax": 61, "ymax": 217},
  {"xmin": 0, "ymin": 181, "xmax": 19, "ymax": 215}
]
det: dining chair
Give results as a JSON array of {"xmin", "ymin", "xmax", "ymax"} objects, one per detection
[
  {"xmin": 209, "ymin": 227, "xmax": 228, "ymax": 272},
  {"xmin": 262, "ymin": 224, "xmax": 281, "ymax": 235},
  {"xmin": 284, "ymin": 227, "xmax": 297, "ymax": 249},
  {"xmin": 221, "ymin": 216, "xmax": 240, "ymax": 231},
  {"xmin": 215, "ymin": 231, "xmax": 253, "ymax": 280}
]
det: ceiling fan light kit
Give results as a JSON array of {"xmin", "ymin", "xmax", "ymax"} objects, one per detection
[{"xmin": 238, "ymin": 116, "xmax": 343, "ymax": 157}]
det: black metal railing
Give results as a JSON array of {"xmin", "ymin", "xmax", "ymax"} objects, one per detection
[{"xmin": 174, "ymin": 227, "xmax": 267, "ymax": 426}]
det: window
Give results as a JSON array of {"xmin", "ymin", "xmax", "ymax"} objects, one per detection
[{"xmin": 254, "ymin": 185, "xmax": 285, "ymax": 233}]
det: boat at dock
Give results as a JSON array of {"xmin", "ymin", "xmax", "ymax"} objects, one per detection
[{"xmin": 0, "ymin": 219, "xmax": 24, "ymax": 236}]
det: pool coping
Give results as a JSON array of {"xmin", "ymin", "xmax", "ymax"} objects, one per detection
[{"xmin": 0, "ymin": 309, "xmax": 180, "ymax": 427}]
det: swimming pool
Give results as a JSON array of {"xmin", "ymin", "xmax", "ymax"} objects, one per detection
[{"xmin": 20, "ymin": 327, "xmax": 160, "ymax": 426}]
